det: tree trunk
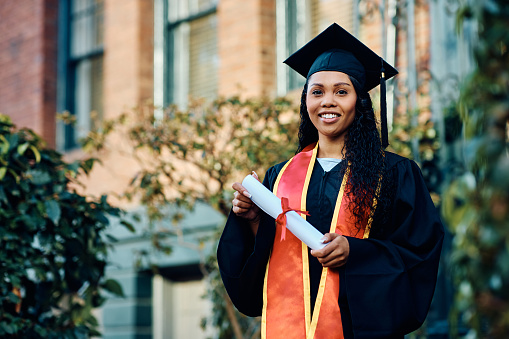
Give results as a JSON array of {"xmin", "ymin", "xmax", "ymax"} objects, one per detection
[{"xmin": 224, "ymin": 291, "xmax": 244, "ymax": 339}]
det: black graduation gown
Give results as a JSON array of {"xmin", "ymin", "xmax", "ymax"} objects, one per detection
[{"xmin": 217, "ymin": 152, "xmax": 444, "ymax": 339}]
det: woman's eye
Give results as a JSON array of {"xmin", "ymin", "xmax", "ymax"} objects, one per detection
[
  {"xmin": 312, "ymin": 90, "xmax": 322, "ymax": 95},
  {"xmin": 337, "ymin": 89, "xmax": 348, "ymax": 95}
]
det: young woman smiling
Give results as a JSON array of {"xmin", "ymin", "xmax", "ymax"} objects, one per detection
[{"xmin": 217, "ymin": 23, "xmax": 444, "ymax": 339}]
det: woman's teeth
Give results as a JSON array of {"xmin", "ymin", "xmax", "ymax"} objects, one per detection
[{"xmin": 321, "ymin": 114, "xmax": 339, "ymax": 119}]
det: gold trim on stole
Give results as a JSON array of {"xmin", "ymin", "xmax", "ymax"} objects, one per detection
[
  {"xmin": 307, "ymin": 167, "xmax": 350, "ymax": 338},
  {"xmin": 262, "ymin": 157, "xmax": 293, "ymax": 339},
  {"xmin": 301, "ymin": 143, "xmax": 318, "ymax": 331},
  {"xmin": 363, "ymin": 178, "xmax": 381, "ymax": 239}
]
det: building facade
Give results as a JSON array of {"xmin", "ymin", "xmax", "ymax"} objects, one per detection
[{"xmin": 0, "ymin": 0, "xmax": 474, "ymax": 337}]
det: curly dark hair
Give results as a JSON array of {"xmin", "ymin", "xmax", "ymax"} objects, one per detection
[{"xmin": 297, "ymin": 76, "xmax": 391, "ymax": 231}]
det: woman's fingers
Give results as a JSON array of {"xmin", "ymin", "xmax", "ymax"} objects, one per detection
[
  {"xmin": 323, "ymin": 232, "xmax": 341, "ymax": 242},
  {"xmin": 252, "ymin": 171, "xmax": 260, "ymax": 181},
  {"xmin": 311, "ymin": 244, "xmax": 332, "ymax": 258},
  {"xmin": 233, "ymin": 196, "xmax": 253, "ymax": 209},
  {"xmin": 315, "ymin": 251, "xmax": 346, "ymax": 267},
  {"xmin": 311, "ymin": 233, "xmax": 341, "ymax": 256},
  {"xmin": 232, "ymin": 190, "xmax": 253, "ymax": 214},
  {"xmin": 232, "ymin": 204, "xmax": 249, "ymax": 215},
  {"xmin": 317, "ymin": 251, "xmax": 347, "ymax": 267},
  {"xmin": 231, "ymin": 179, "xmax": 260, "ymax": 221},
  {"xmin": 232, "ymin": 182, "xmax": 252, "ymax": 199},
  {"xmin": 233, "ymin": 191, "xmax": 252, "ymax": 204},
  {"xmin": 310, "ymin": 234, "xmax": 350, "ymax": 268}
]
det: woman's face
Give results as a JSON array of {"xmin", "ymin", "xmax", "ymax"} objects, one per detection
[{"xmin": 306, "ymin": 71, "xmax": 357, "ymax": 144}]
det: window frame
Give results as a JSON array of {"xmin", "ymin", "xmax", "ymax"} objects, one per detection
[
  {"xmin": 57, "ymin": 0, "xmax": 104, "ymax": 151},
  {"xmin": 163, "ymin": 1, "xmax": 218, "ymax": 107},
  {"xmin": 276, "ymin": 0, "xmax": 309, "ymax": 95}
]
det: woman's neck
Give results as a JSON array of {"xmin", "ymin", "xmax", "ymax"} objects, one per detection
[{"xmin": 317, "ymin": 136, "xmax": 345, "ymax": 159}]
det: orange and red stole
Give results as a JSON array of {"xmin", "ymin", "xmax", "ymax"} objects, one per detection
[{"xmin": 261, "ymin": 142, "xmax": 376, "ymax": 339}]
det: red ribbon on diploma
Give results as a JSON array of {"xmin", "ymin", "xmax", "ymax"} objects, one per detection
[{"xmin": 276, "ymin": 197, "xmax": 310, "ymax": 241}]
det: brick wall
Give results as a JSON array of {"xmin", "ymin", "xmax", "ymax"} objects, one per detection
[
  {"xmin": 103, "ymin": 0, "xmax": 154, "ymax": 119},
  {"xmin": 218, "ymin": 0, "xmax": 276, "ymax": 98},
  {"xmin": 0, "ymin": 0, "xmax": 59, "ymax": 147}
]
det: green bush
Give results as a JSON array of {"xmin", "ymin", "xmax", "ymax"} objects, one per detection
[
  {"xmin": 0, "ymin": 114, "xmax": 127, "ymax": 338},
  {"xmin": 443, "ymin": 1, "xmax": 509, "ymax": 337}
]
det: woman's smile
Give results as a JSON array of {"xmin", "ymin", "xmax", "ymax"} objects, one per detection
[{"xmin": 318, "ymin": 111, "xmax": 342, "ymax": 122}]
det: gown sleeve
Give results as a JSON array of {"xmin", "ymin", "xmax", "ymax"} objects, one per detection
[
  {"xmin": 344, "ymin": 157, "xmax": 444, "ymax": 339},
  {"xmin": 216, "ymin": 166, "xmax": 280, "ymax": 316}
]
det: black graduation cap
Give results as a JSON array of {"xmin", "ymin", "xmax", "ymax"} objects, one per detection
[{"xmin": 284, "ymin": 23, "xmax": 398, "ymax": 148}]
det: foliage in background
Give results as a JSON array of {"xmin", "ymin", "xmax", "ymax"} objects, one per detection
[
  {"xmin": 0, "ymin": 114, "xmax": 127, "ymax": 338},
  {"xmin": 82, "ymin": 96, "xmax": 300, "ymax": 338},
  {"xmin": 442, "ymin": 1, "xmax": 509, "ymax": 337},
  {"xmin": 389, "ymin": 111, "xmax": 441, "ymax": 197},
  {"xmin": 390, "ymin": 114, "xmax": 439, "ymax": 163}
]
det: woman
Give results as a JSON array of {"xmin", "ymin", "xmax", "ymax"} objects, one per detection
[{"xmin": 217, "ymin": 23, "xmax": 444, "ymax": 339}]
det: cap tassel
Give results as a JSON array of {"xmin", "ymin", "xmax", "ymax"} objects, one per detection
[{"xmin": 380, "ymin": 59, "xmax": 389, "ymax": 148}]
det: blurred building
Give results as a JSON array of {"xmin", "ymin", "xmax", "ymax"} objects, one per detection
[{"xmin": 0, "ymin": 0, "xmax": 474, "ymax": 338}]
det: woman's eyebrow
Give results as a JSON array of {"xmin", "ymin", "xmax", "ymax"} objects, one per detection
[
  {"xmin": 309, "ymin": 82, "xmax": 351, "ymax": 87},
  {"xmin": 334, "ymin": 82, "xmax": 351, "ymax": 87}
]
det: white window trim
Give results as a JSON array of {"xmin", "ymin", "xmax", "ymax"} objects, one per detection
[
  {"xmin": 154, "ymin": 0, "xmax": 165, "ymax": 119},
  {"xmin": 276, "ymin": 0, "xmax": 311, "ymax": 96}
]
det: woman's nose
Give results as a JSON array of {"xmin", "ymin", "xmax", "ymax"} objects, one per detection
[{"xmin": 321, "ymin": 93, "xmax": 336, "ymax": 107}]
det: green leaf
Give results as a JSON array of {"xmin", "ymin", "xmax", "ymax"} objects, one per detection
[
  {"xmin": 44, "ymin": 199, "xmax": 61, "ymax": 225},
  {"xmin": 29, "ymin": 145, "xmax": 41, "ymax": 163},
  {"xmin": 28, "ymin": 169, "xmax": 52, "ymax": 185},
  {"xmin": 7, "ymin": 169, "xmax": 20, "ymax": 184},
  {"xmin": 33, "ymin": 325, "xmax": 48, "ymax": 337},
  {"xmin": 102, "ymin": 279, "xmax": 124, "ymax": 297},
  {"xmin": 7, "ymin": 133, "xmax": 19, "ymax": 151},
  {"xmin": 0, "ymin": 186, "xmax": 7, "ymax": 203},
  {"xmin": 105, "ymin": 234, "xmax": 118, "ymax": 242},
  {"xmin": 0, "ymin": 322, "xmax": 14, "ymax": 334},
  {"xmin": 81, "ymin": 158, "xmax": 98, "ymax": 174},
  {"xmin": 17, "ymin": 142, "xmax": 29, "ymax": 156},
  {"xmin": 0, "ymin": 135, "xmax": 9, "ymax": 154},
  {"xmin": 120, "ymin": 220, "xmax": 136, "ymax": 233},
  {"xmin": 67, "ymin": 160, "xmax": 81, "ymax": 176},
  {"xmin": 7, "ymin": 291, "xmax": 21, "ymax": 303},
  {"xmin": 0, "ymin": 167, "xmax": 6, "ymax": 180}
]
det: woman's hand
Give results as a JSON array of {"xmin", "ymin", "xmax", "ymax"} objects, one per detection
[
  {"xmin": 231, "ymin": 172, "xmax": 261, "ymax": 235},
  {"xmin": 310, "ymin": 233, "xmax": 350, "ymax": 268}
]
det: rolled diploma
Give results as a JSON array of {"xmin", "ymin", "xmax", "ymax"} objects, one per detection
[{"xmin": 242, "ymin": 174, "xmax": 326, "ymax": 250}]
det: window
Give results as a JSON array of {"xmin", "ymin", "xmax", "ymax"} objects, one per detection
[
  {"xmin": 276, "ymin": 0, "xmax": 355, "ymax": 95},
  {"xmin": 276, "ymin": 0, "xmax": 308, "ymax": 95},
  {"xmin": 164, "ymin": 0, "xmax": 218, "ymax": 107},
  {"xmin": 58, "ymin": 0, "xmax": 104, "ymax": 151},
  {"xmin": 152, "ymin": 268, "xmax": 214, "ymax": 338}
]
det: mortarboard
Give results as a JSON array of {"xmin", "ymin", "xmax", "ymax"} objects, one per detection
[{"xmin": 284, "ymin": 23, "xmax": 398, "ymax": 148}]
